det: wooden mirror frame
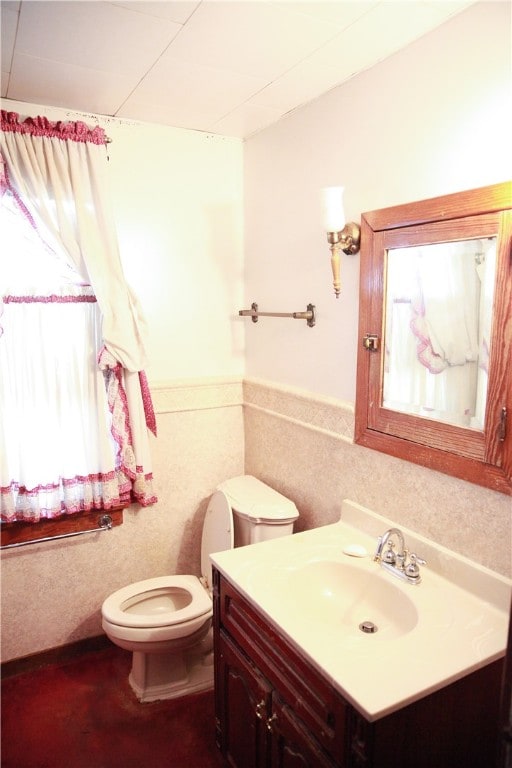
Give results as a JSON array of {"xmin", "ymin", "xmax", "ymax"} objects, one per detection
[{"xmin": 355, "ymin": 182, "xmax": 512, "ymax": 495}]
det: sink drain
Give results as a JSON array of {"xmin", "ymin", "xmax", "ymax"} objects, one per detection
[{"xmin": 359, "ymin": 621, "xmax": 378, "ymax": 634}]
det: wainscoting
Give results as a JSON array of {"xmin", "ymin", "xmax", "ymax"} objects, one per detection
[{"xmin": 242, "ymin": 377, "xmax": 511, "ymax": 577}]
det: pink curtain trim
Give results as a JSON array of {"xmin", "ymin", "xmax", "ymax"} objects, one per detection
[
  {"xmin": 0, "ymin": 469, "xmax": 155, "ymax": 523},
  {"xmin": 109, "ymin": 361, "xmax": 135, "ymax": 464},
  {"xmin": 3, "ymin": 295, "xmax": 96, "ymax": 304},
  {"xmin": 409, "ymin": 295, "xmax": 447, "ymax": 375},
  {"xmin": 2, "ymin": 475, "xmax": 120, "ymax": 496},
  {"xmin": 479, "ymin": 338, "xmax": 490, "ymax": 374},
  {"xmin": 0, "ymin": 152, "xmax": 8, "ymax": 196},
  {"xmin": 410, "ymin": 318, "xmax": 447, "ymax": 374},
  {"xmin": 1, "ymin": 110, "xmax": 108, "ymax": 146},
  {"xmin": 98, "ymin": 347, "xmax": 157, "ymax": 508},
  {"xmin": 139, "ymin": 370, "xmax": 157, "ymax": 437}
]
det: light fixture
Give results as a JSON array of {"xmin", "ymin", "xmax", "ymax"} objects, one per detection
[{"xmin": 321, "ymin": 187, "xmax": 361, "ymax": 298}]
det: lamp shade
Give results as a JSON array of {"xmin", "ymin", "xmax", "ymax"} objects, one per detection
[{"xmin": 322, "ymin": 187, "xmax": 345, "ymax": 232}]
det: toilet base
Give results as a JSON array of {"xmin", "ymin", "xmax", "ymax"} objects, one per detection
[{"xmin": 129, "ymin": 635, "xmax": 214, "ymax": 703}]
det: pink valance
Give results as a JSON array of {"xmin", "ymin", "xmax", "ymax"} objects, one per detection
[{"xmin": 1, "ymin": 110, "xmax": 108, "ymax": 146}]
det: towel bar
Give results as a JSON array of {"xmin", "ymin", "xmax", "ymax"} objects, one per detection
[
  {"xmin": 0, "ymin": 514, "xmax": 113, "ymax": 550},
  {"xmin": 239, "ymin": 302, "xmax": 316, "ymax": 328}
]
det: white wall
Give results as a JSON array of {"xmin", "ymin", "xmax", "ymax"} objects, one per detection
[
  {"xmin": 244, "ymin": 1, "xmax": 512, "ymax": 403},
  {"xmin": 242, "ymin": 1, "xmax": 512, "ymax": 576},
  {"xmin": 106, "ymin": 119, "xmax": 245, "ymax": 384}
]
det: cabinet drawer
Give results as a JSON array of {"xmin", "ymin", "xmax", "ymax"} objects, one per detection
[{"xmin": 218, "ymin": 572, "xmax": 347, "ymax": 763}]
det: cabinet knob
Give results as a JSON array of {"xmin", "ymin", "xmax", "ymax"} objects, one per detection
[
  {"xmin": 255, "ymin": 700, "xmax": 266, "ymax": 720},
  {"xmin": 266, "ymin": 714, "xmax": 278, "ymax": 732}
]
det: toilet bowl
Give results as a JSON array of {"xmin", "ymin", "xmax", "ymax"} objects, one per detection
[{"xmin": 101, "ymin": 475, "xmax": 299, "ymax": 702}]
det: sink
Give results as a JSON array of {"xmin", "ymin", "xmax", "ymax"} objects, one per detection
[
  {"xmin": 211, "ymin": 499, "xmax": 511, "ymax": 720},
  {"xmin": 271, "ymin": 559, "xmax": 418, "ymax": 641}
]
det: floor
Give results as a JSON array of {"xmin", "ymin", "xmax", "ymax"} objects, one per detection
[{"xmin": 1, "ymin": 643, "xmax": 225, "ymax": 768}]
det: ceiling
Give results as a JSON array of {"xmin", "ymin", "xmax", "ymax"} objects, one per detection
[{"xmin": 1, "ymin": 0, "xmax": 475, "ymax": 139}]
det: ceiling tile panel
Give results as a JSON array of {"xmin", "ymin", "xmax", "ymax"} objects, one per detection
[
  {"xmin": 249, "ymin": 58, "xmax": 349, "ymax": 113},
  {"xmin": 270, "ymin": 1, "xmax": 378, "ymax": 26},
  {"xmin": 422, "ymin": 1, "xmax": 475, "ymax": 15},
  {"xmin": 109, "ymin": 1, "xmax": 200, "ymax": 24},
  {"xmin": 160, "ymin": 1, "xmax": 343, "ymax": 80},
  {"xmin": 1, "ymin": 71, "xmax": 9, "ymax": 98},
  {"xmin": 311, "ymin": 1, "xmax": 458, "ymax": 75},
  {"xmin": 1, "ymin": 4, "xmax": 18, "ymax": 72},
  {"xmin": 131, "ymin": 53, "xmax": 266, "ymax": 106},
  {"xmin": 7, "ymin": 52, "xmax": 139, "ymax": 116},
  {"xmin": 15, "ymin": 1, "xmax": 182, "ymax": 76},
  {"xmin": 116, "ymin": 96, "xmax": 215, "ymax": 132},
  {"xmin": 210, "ymin": 101, "xmax": 283, "ymax": 139},
  {"xmin": 118, "ymin": 56, "xmax": 266, "ymax": 128}
]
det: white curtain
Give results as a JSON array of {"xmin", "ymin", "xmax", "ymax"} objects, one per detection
[
  {"xmin": 0, "ymin": 111, "xmax": 156, "ymax": 522},
  {"xmin": 0, "ymin": 111, "xmax": 146, "ymax": 370}
]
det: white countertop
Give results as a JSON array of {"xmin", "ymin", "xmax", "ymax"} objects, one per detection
[{"xmin": 211, "ymin": 500, "xmax": 511, "ymax": 721}]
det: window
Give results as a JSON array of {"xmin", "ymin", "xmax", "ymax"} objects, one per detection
[{"xmin": 1, "ymin": 112, "xmax": 157, "ymax": 546}]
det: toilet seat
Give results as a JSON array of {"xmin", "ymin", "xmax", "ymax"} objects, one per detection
[
  {"xmin": 102, "ymin": 490, "xmax": 235, "ymax": 645},
  {"xmin": 201, "ymin": 489, "xmax": 234, "ymax": 590},
  {"xmin": 102, "ymin": 575, "xmax": 212, "ymax": 629}
]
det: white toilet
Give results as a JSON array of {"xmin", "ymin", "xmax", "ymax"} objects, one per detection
[{"xmin": 101, "ymin": 475, "xmax": 299, "ymax": 702}]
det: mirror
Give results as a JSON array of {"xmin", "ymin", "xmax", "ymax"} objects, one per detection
[
  {"xmin": 383, "ymin": 236, "xmax": 496, "ymax": 430},
  {"xmin": 355, "ymin": 182, "xmax": 512, "ymax": 494}
]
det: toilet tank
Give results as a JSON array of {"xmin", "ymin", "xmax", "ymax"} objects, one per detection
[{"xmin": 217, "ymin": 475, "xmax": 299, "ymax": 548}]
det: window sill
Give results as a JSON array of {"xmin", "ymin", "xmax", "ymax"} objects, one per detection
[{"xmin": 0, "ymin": 508, "xmax": 124, "ymax": 548}]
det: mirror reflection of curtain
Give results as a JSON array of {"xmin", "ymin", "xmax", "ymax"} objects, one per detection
[{"xmin": 383, "ymin": 238, "xmax": 496, "ymax": 429}]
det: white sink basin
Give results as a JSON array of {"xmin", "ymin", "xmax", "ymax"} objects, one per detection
[
  {"xmin": 286, "ymin": 560, "xmax": 418, "ymax": 640},
  {"xmin": 211, "ymin": 499, "xmax": 511, "ymax": 721}
]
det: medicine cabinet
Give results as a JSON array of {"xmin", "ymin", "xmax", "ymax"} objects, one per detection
[{"xmin": 355, "ymin": 182, "xmax": 511, "ymax": 494}]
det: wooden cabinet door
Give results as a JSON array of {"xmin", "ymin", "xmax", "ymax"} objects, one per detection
[
  {"xmin": 269, "ymin": 692, "xmax": 339, "ymax": 768},
  {"xmin": 217, "ymin": 630, "xmax": 272, "ymax": 768}
]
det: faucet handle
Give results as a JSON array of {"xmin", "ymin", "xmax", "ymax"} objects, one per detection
[
  {"xmin": 382, "ymin": 541, "xmax": 397, "ymax": 565},
  {"xmin": 405, "ymin": 553, "xmax": 427, "ymax": 579}
]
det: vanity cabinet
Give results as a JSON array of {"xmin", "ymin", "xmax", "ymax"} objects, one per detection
[
  {"xmin": 217, "ymin": 631, "xmax": 337, "ymax": 768},
  {"xmin": 213, "ymin": 567, "xmax": 503, "ymax": 768},
  {"xmin": 214, "ymin": 569, "xmax": 345, "ymax": 768}
]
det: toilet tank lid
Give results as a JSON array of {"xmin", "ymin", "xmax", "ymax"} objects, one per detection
[{"xmin": 216, "ymin": 475, "xmax": 299, "ymax": 522}]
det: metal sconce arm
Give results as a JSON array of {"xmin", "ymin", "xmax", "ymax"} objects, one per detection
[{"xmin": 326, "ymin": 222, "xmax": 361, "ymax": 298}]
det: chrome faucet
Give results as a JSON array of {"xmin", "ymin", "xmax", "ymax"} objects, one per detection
[{"xmin": 374, "ymin": 527, "xmax": 426, "ymax": 584}]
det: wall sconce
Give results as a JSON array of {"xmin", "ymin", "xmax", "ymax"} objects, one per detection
[{"xmin": 322, "ymin": 187, "xmax": 361, "ymax": 298}]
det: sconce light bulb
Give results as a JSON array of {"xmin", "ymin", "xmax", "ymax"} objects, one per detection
[
  {"xmin": 322, "ymin": 186, "xmax": 345, "ymax": 233},
  {"xmin": 321, "ymin": 187, "xmax": 361, "ymax": 297}
]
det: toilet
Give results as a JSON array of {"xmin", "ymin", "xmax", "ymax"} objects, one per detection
[{"xmin": 101, "ymin": 475, "xmax": 299, "ymax": 702}]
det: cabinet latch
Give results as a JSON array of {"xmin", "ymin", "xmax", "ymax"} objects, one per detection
[
  {"xmin": 363, "ymin": 334, "xmax": 380, "ymax": 352},
  {"xmin": 499, "ymin": 406, "xmax": 507, "ymax": 442}
]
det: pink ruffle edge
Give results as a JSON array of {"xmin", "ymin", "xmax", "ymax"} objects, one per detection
[{"xmin": 1, "ymin": 110, "xmax": 108, "ymax": 146}]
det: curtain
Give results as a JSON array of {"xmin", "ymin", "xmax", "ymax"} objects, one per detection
[
  {"xmin": 0, "ymin": 111, "xmax": 146, "ymax": 370},
  {"xmin": 0, "ymin": 111, "xmax": 157, "ymax": 522}
]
